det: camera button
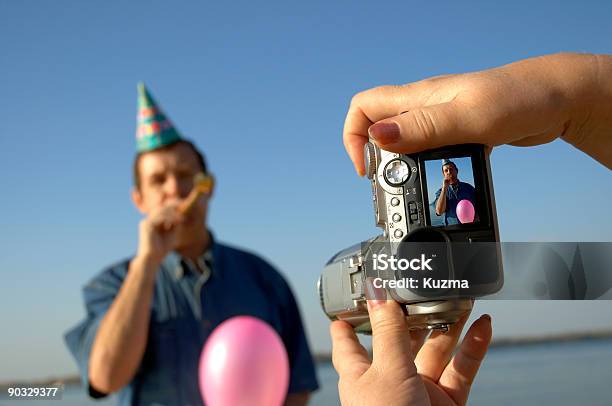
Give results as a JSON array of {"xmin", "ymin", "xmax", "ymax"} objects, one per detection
[
  {"xmin": 364, "ymin": 142, "xmax": 377, "ymax": 180},
  {"xmin": 408, "ymin": 201, "xmax": 417, "ymax": 213},
  {"xmin": 407, "ymin": 201, "xmax": 419, "ymax": 222},
  {"xmin": 392, "ymin": 213, "xmax": 402, "ymax": 222},
  {"xmin": 384, "ymin": 159, "xmax": 410, "ymax": 186},
  {"xmin": 391, "ymin": 197, "xmax": 400, "ymax": 206},
  {"xmin": 394, "ymin": 229, "xmax": 404, "ymax": 238}
]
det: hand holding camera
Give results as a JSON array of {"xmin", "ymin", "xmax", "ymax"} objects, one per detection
[
  {"xmin": 330, "ymin": 52, "xmax": 612, "ymax": 406},
  {"xmin": 343, "ymin": 53, "xmax": 612, "ymax": 173},
  {"xmin": 331, "ymin": 284, "xmax": 492, "ymax": 406}
]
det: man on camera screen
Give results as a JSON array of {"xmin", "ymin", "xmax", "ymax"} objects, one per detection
[{"xmin": 434, "ymin": 159, "xmax": 476, "ymax": 226}]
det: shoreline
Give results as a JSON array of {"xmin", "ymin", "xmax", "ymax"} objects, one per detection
[
  {"xmin": 312, "ymin": 330, "xmax": 612, "ymax": 364},
  {"xmin": 3, "ymin": 331, "xmax": 612, "ymax": 389}
]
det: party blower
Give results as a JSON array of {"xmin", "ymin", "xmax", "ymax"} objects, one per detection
[
  {"xmin": 178, "ymin": 172, "xmax": 214, "ymax": 214},
  {"xmin": 318, "ymin": 143, "xmax": 504, "ymax": 333}
]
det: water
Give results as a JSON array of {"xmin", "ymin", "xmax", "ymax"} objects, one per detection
[
  {"xmin": 467, "ymin": 339, "xmax": 612, "ymax": 406},
  {"xmin": 313, "ymin": 339, "xmax": 612, "ymax": 405},
  {"xmin": 3, "ymin": 339, "xmax": 611, "ymax": 405}
]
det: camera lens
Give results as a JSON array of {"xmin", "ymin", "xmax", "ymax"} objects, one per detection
[
  {"xmin": 384, "ymin": 159, "xmax": 410, "ymax": 186},
  {"xmin": 397, "ymin": 228, "xmax": 453, "ymax": 296}
]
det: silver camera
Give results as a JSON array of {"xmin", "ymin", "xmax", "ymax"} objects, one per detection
[{"xmin": 318, "ymin": 143, "xmax": 503, "ymax": 333}]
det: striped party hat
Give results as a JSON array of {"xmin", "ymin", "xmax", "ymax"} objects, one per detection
[{"xmin": 136, "ymin": 83, "xmax": 182, "ymax": 152}]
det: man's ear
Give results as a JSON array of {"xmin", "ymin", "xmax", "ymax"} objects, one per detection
[{"xmin": 131, "ymin": 187, "xmax": 148, "ymax": 215}]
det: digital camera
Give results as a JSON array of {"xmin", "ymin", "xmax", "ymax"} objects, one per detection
[{"xmin": 318, "ymin": 142, "xmax": 503, "ymax": 333}]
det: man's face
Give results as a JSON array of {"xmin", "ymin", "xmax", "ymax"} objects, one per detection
[
  {"xmin": 442, "ymin": 164, "xmax": 458, "ymax": 184},
  {"xmin": 132, "ymin": 143, "xmax": 211, "ymax": 244}
]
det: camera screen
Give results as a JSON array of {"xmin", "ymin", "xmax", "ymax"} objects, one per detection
[{"xmin": 424, "ymin": 157, "xmax": 479, "ymax": 227}]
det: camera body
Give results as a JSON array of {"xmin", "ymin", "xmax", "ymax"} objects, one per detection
[{"xmin": 318, "ymin": 143, "xmax": 503, "ymax": 333}]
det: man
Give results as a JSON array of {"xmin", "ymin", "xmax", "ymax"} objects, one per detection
[
  {"xmin": 64, "ymin": 84, "xmax": 318, "ymax": 405},
  {"xmin": 433, "ymin": 159, "xmax": 476, "ymax": 226}
]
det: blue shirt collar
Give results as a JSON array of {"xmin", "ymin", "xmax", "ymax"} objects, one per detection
[{"xmin": 162, "ymin": 232, "xmax": 216, "ymax": 280}]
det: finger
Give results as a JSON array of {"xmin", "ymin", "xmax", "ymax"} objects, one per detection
[
  {"xmin": 409, "ymin": 329, "xmax": 430, "ymax": 358},
  {"xmin": 151, "ymin": 205, "xmax": 184, "ymax": 229},
  {"xmin": 342, "ymin": 106, "xmax": 370, "ymax": 176},
  {"xmin": 343, "ymin": 84, "xmax": 431, "ymax": 176},
  {"xmin": 367, "ymin": 101, "xmax": 488, "ymax": 155},
  {"xmin": 149, "ymin": 215, "xmax": 167, "ymax": 229},
  {"xmin": 330, "ymin": 321, "xmax": 371, "ymax": 380},
  {"xmin": 438, "ymin": 314, "xmax": 493, "ymax": 406},
  {"xmin": 365, "ymin": 280, "xmax": 417, "ymax": 375},
  {"xmin": 414, "ymin": 312, "xmax": 470, "ymax": 382},
  {"xmin": 160, "ymin": 228, "xmax": 178, "ymax": 248},
  {"xmin": 368, "ymin": 300, "xmax": 416, "ymax": 375},
  {"xmin": 154, "ymin": 213, "xmax": 182, "ymax": 231},
  {"xmin": 508, "ymin": 130, "xmax": 559, "ymax": 147}
]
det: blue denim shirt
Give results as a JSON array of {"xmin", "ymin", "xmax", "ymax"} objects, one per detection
[
  {"xmin": 434, "ymin": 181, "xmax": 476, "ymax": 226},
  {"xmin": 64, "ymin": 238, "xmax": 319, "ymax": 405}
]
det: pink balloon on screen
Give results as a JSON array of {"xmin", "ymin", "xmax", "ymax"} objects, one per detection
[
  {"xmin": 456, "ymin": 199, "xmax": 475, "ymax": 223},
  {"xmin": 199, "ymin": 316, "xmax": 289, "ymax": 406}
]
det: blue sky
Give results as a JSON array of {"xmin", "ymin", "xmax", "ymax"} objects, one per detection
[{"xmin": 1, "ymin": 1, "xmax": 611, "ymax": 381}]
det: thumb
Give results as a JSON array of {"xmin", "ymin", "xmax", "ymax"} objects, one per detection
[
  {"xmin": 365, "ymin": 278, "xmax": 416, "ymax": 374},
  {"xmin": 367, "ymin": 101, "xmax": 482, "ymax": 154}
]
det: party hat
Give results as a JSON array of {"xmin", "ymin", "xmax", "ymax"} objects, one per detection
[{"xmin": 136, "ymin": 83, "xmax": 182, "ymax": 152}]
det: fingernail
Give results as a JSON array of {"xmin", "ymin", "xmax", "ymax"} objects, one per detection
[
  {"xmin": 365, "ymin": 277, "xmax": 387, "ymax": 307},
  {"xmin": 481, "ymin": 314, "xmax": 491, "ymax": 323},
  {"xmin": 368, "ymin": 122, "xmax": 400, "ymax": 145}
]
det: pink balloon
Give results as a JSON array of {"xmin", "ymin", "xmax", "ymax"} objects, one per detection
[
  {"xmin": 456, "ymin": 199, "xmax": 475, "ymax": 223},
  {"xmin": 199, "ymin": 316, "xmax": 289, "ymax": 406}
]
